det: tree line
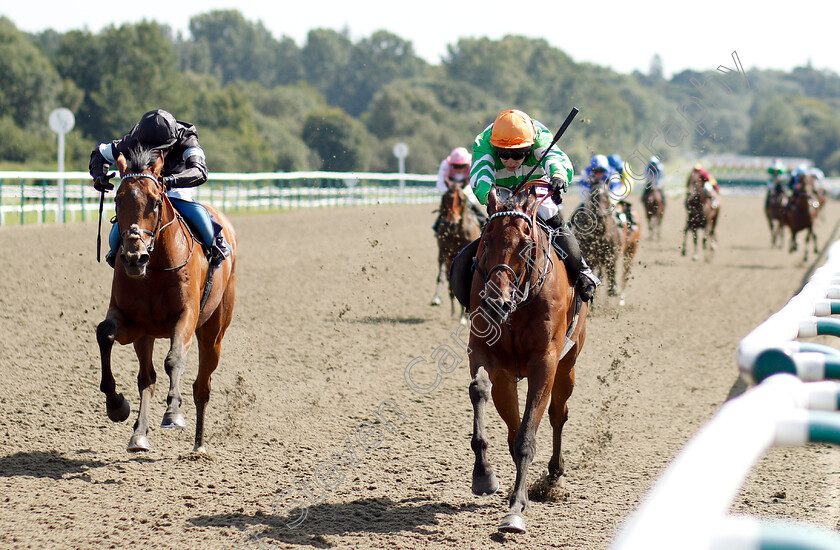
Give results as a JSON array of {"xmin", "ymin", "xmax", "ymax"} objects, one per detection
[{"xmin": 3, "ymin": 10, "xmax": 840, "ymax": 176}]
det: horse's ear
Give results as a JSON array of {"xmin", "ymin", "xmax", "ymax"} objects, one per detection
[
  {"xmin": 115, "ymin": 153, "xmax": 127, "ymax": 174},
  {"xmin": 522, "ymin": 188, "xmax": 537, "ymax": 212},
  {"xmin": 152, "ymin": 153, "xmax": 165, "ymax": 177},
  {"xmin": 486, "ymin": 187, "xmax": 500, "ymax": 214}
]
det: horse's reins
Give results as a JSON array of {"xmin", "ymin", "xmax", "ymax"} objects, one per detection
[{"xmin": 117, "ymin": 173, "xmax": 195, "ymax": 271}]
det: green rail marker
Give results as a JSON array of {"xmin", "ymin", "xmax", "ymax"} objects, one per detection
[{"xmin": 808, "ymin": 410, "xmax": 840, "ymax": 445}]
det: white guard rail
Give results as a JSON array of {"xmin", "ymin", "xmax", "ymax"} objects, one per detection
[
  {"xmin": 611, "ymin": 240, "xmax": 840, "ymax": 550},
  {"xmin": 0, "ymin": 170, "xmax": 439, "ymax": 226}
]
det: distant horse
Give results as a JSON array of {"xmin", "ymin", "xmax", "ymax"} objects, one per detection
[
  {"xmin": 681, "ymin": 173, "xmax": 719, "ymax": 260},
  {"xmin": 468, "ymin": 179, "xmax": 588, "ymax": 534},
  {"xmin": 572, "ymin": 183, "xmax": 638, "ymax": 305},
  {"xmin": 431, "ymin": 182, "xmax": 481, "ymax": 322},
  {"xmin": 96, "ymin": 146, "xmax": 237, "ymax": 453},
  {"xmin": 782, "ymin": 178, "xmax": 820, "ymax": 262},
  {"xmin": 764, "ymin": 183, "xmax": 787, "ymax": 248},
  {"xmin": 641, "ymin": 184, "xmax": 665, "ymax": 241}
]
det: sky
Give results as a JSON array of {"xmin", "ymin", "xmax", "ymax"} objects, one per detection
[{"xmin": 3, "ymin": 1, "xmax": 840, "ymax": 77}]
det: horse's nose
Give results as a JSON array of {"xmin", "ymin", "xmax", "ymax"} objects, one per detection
[
  {"xmin": 121, "ymin": 250, "xmax": 150, "ymax": 267},
  {"xmin": 481, "ymin": 296, "xmax": 512, "ymax": 323}
]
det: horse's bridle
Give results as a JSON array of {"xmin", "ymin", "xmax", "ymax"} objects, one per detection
[
  {"xmin": 474, "ymin": 199, "xmax": 553, "ymax": 317},
  {"xmin": 116, "ymin": 173, "xmax": 188, "ymax": 269}
]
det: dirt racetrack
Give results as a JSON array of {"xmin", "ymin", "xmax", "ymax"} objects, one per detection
[{"xmin": 1, "ymin": 193, "xmax": 840, "ymax": 549}]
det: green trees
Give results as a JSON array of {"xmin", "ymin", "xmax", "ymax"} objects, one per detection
[
  {"xmin": 748, "ymin": 96, "xmax": 840, "ymax": 173},
  {"xmin": 4, "ymin": 10, "xmax": 840, "ymax": 174},
  {"xmin": 0, "ymin": 17, "xmax": 61, "ymax": 129}
]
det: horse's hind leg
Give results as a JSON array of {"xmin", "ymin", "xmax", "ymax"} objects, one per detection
[
  {"xmin": 469, "ymin": 366, "xmax": 500, "ymax": 496},
  {"xmin": 430, "ymin": 261, "xmax": 445, "ymax": 306},
  {"xmin": 547, "ymin": 365, "xmax": 575, "ymax": 483},
  {"xmin": 96, "ymin": 311, "xmax": 131, "ymax": 423},
  {"xmin": 128, "ymin": 336, "xmax": 156, "ymax": 452},
  {"xmin": 193, "ymin": 282, "xmax": 235, "ymax": 453},
  {"xmin": 161, "ymin": 316, "xmax": 196, "ymax": 429}
]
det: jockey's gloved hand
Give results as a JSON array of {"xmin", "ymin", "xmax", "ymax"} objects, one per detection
[
  {"xmin": 93, "ymin": 171, "xmax": 115, "ymax": 192},
  {"xmin": 160, "ymin": 176, "xmax": 175, "ymax": 189},
  {"xmin": 549, "ymin": 176, "xmax": 567, "ymax": 202}
]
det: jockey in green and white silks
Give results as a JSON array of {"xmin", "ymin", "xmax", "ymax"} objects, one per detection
[
  {"xmin": 470, "ymin": 117, "xmax": 574, "ymax": 221},
  {"xmin": 465, "ymin": 109, "xmax": 599, "ymax": 302},
  {"xmin": 89, "ymin": 109, "xmax": 230, "ymax": 269}
]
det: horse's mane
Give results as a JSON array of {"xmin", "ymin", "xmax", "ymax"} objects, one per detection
[{"xmin": 125, "ymin": 146, "xmax": 159, "ymax": 174}]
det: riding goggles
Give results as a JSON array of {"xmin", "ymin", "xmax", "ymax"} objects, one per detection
[{"xmin": 495, "ymin": 147, "xmax": 531, "ymax": 161}]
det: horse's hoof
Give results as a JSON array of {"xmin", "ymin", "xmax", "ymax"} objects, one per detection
[
  {"xmin": 618, "ymin": 298, "xmax": 626, "ymax": 307},
  {"xmin": 127, "ymin": 435, "xmax": 150, "ymax": 452},
  {"xmin": 193, "ymin": 444, "xmax": 207, "ymax": 454},
  {"xmin": 430, "ymin": 297, "xmax": 441, "ymax": 306},
  {"xmin": 107, "ymin": 395, "xmax": 131, "ymax": 423},
  {"xmin": 499, "ymin": 513, "xmax": 526, "ymax": 534},
  {"xmin": 692, "ymin": 255, "xmax": 699, "ymax": 261},
  {"xmin": 472, "ymin": 472, "xmax": 499, "ymax": 496},
  {"xmin": 161, "ymin": 412, "xmax": 186, "ymax": 428}
]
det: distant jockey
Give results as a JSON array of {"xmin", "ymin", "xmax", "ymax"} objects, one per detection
[{"xmin": 433, "ymin": 146, "xmax": 485, "ymax": 232}]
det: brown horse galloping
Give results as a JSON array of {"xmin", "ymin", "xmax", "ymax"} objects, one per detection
[
  {"xmin": 572, "ymin": 183, "xmax": 639, "ymax": 305},
  {"xmin": 468, "ymin": 179, "xmax": 588, "ymax": 534},
  {"xmin": 681, "ymin": 174, "xmax": 719, "ymax": 260},
  {"xmin": 782, "ymin": 180, "xmax": 820, "ymax": 263},
  {"xmin": 642, "ymin": 184, "xmax": 665, "ymax": 241},
  {"xmin": 765, "ymin": 184, "xmax": 788, "ymax": 248},
  {"xmin": 96, "ymin": 146, "xmax": 237, "ymax": 453},
  {"xmin": 430, "ymin": 182, "xmax": 481, "ymax": 322}
]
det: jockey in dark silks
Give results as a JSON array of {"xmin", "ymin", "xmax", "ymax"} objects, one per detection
[{"xmin": 89, "ymin": 109, "xmax": 230, "ymax": 268}]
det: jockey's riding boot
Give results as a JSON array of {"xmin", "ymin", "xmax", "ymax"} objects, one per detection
[
  {"xmin": 545, "ymin": 213, "xmax": 600, "ymax": 302},
  {"xmin": 432, "ymin": 213, "xmax": 442, "ymax": 234},
  {"xmin": 210, "ymin": 233, "xmax": 230, "ymax": 267},
  {"xmin": 544, "ymin": 212, "xmax": 567, "ymax": 258},
  {"xmin": 578, "ymin": 258, "xmax": 600, "ymax": 302},
  {"xmin": 105, "ymin": 222, "xmax": 119, "ymax": 268}
]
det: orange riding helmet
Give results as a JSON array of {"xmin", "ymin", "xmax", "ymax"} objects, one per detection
[{"xmin": 489, "ymin": 109, "xmax": 536, "ymax": 149}]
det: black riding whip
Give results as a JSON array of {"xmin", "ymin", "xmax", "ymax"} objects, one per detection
[
  {"xmin": 96, "ymin": 190, "xmax": 104, "ymax": 263},
  {"xmin": 514, "ymin": 107, "xmax": 579, "ymax": 195}
]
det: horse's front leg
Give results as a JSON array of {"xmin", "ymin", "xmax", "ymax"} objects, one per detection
[
  {"xmin": 469, "ymin": 366, "xmax": 500, "ymax": 496},
  {"xmin": 161, "ymin": 315, "xmax": 197, "ymax": 429},
  {"xmin": 128, "ymin": 336, "xmax": 156, "ymax": 452},
  {"xmin": 681, "ymin": 227, "xmax": 688, "ymax": 256},
  {"xmin": 96, "ymin": 309, "xmax": 131, "ymax": 423},
  {"xmin": 501, "ymin": 361, "xmax": 555, "ymax": 534},
  {"xmin": 692, "ymin": 229, "xmax": 700, "ymax": 260}
]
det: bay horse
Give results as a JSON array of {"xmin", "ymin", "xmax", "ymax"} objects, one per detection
[
  {"xmin": 468, "ymin": 179, "xmax": 588, "ymax": 533},
  {"xmin": 764, "ymin": 183, "xmax": 787, "ymax": 248},
  {"xmin": 96, "ymin": 146, "xmax": 237, "ymax": 453},
  {"xmin": 571, "ymin": 182, "xmax": 637, "ymax": 304},
  {"xmin": 681, "ymin": 174, "xmax": 719, "ymax": 260},
  {"xmin": 782, "ymin": 177, "xmax": 820, "ymax": 262},
  {"xmin": 641, "ymin": 184, "xmax": 665, "ymax": 241},
  {"xmin": 430, "ymin": 182, "xmax": 481, "ymax": 322}
]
